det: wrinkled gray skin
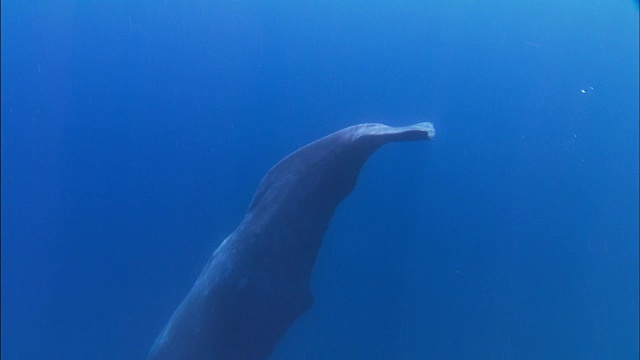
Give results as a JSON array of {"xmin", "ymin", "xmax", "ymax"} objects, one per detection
[{"xmin": 148, "ymin": 122, "xmax": 435, "ymax": 360}]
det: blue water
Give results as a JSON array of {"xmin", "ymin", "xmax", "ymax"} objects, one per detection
[{"xmin": 2, "ymin": 1, "xmax": 638, "ymax": 359}]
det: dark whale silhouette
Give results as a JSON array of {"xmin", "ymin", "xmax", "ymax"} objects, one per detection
[{"xmin": 148, "ymin": 122, "xmax": 436, "ymax": 360}]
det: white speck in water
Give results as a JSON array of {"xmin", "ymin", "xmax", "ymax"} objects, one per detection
[{"xmin": 580, "ymin": 86, "xmax": 594, "ymax": 94}]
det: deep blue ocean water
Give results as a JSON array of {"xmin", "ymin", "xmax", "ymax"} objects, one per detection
[{"xmin": 2, "ymin": 1, "xmax": 638, "ymax": 359}]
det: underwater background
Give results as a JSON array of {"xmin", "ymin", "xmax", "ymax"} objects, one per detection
[{"xmin": 2, "ymin": 1, "xmax": 638, "ymax": 359}]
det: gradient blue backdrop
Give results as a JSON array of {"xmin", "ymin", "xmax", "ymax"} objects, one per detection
[{"xmin": 2, "ymin": 1, "xmax": 638, "ymax": 359}]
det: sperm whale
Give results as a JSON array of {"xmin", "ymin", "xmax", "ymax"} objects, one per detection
[{"xmin": 148, "ymin": 122, "xmax": 435, "ymax": 360}]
